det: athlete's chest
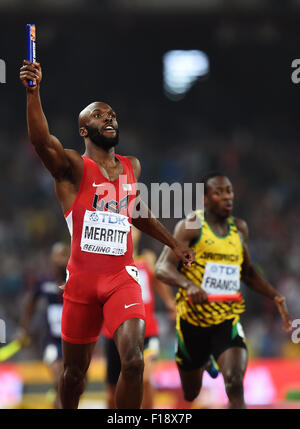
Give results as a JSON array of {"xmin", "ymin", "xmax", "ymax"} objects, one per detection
[
  {"xmin": 97, "ymin": 161, "xmax": 124, "ymax": 182},
  {"xmin": 79, "ymin": 161, "xmax": 136, "ymax": 216},
  {"xmin": 77, "ymin": 169, "xmax": 135, "ymax": 256},
  {"xmin": 197, "ymin": 224, "xmax": 243, "ymax": 264}
]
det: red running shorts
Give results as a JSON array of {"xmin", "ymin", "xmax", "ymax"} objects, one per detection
[{"xmin": 61, "ymin": 265, "xmax": 146, "ymax": 344}]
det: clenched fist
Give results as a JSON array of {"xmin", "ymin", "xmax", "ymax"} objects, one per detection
[{"xmin": 20, "ymin": 60, "xmax": 42, "ymax": 91}]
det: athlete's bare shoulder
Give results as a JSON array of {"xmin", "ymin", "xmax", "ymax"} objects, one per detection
[
  {"xmin": 233, "ymin": 217, "xmax": 249, "ymax": 242},
  {"xmin": 126, "ymin": 156, "xmax": 141, "ymax": 181},
  {"xmin": 174, "ymin": 213, "xmax": 201, "ymax": 243}
]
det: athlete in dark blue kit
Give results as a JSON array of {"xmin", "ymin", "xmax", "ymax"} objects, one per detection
[{"xmin": 19, "ymin": 242, "xmax": 69, "ymax": 409}]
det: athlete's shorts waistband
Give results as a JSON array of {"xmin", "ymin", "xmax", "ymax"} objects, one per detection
[{"xmin": 66, "ymin": 262, "xmax": 136, "ymax": 277}]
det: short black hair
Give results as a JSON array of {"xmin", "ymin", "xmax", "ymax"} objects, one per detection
[{"xmin": 201, "ymin": 171, "xmax": 228, "ymax": 195}]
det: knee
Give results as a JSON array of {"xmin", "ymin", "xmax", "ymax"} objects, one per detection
[
  {"xmin": 183, "ymin": 384, "xmax": 201, "ymax": 402},
  {"xmin": 184, "ymin": 391, "xmax": 198, "ymax": 402},
  {"xmin": 181, "ymin": 377, "xmax": 202, "ymax": 402},
  {"xmin": 121, "ymin": 351, "xmax": 144, "ymax": 379},
  {"xmin": 62, "ymin": 365, "xmax": 87, "ymax": 392},
  {"xmin": 224, "ymin": 372, "xmax": 244, "ymax": 396}
]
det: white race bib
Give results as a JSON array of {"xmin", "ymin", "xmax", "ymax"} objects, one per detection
[
  {"xmin": 202, "ymin": 262, "xmax": 240, "ymax": 295},
  {"xmin": 80, "ymin": 210, "xmax": 131, "ymax": 256}
]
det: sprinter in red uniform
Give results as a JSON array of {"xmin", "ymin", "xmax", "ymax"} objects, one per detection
[
  {"xmin": 20, "ymin": 60, "xmax": 194, "ymax": 409},
  {"xmin": 103, "ymin": 227, "xmax": 176, "ymax": 409}
]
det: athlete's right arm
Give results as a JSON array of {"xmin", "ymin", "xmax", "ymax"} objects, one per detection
[
  {"xmin": 155, "ymin": 215, "xmax": 208, "ymax": 305},
  {"xmin": 20, "ymin": 60, "xmax": 76, "ymax": 180}
]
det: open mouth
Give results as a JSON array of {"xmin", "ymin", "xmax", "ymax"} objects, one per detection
[{"xmin": 103, "ymin": 125, "xmax": 116, "ymax": 134}]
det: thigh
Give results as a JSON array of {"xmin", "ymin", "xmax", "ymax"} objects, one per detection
[
  {"xmin": 217, "ymin": 346, "xmax": 248, "ymax": 380},
  {"xmin": 62, "ymin": 271, "xmax": 103, "ymax": 344},
  {"xmin": 211, "ymin": 318, "xmax": 247, "ymax": 363},
  {"xmin": 176, "ymin": 317, "xmax": 211, "ymax": 371},
  {"xmin": 103, "ymin": 273, "xmax": 145, "ymax": 338},
  {"xmin": 62, "ymin": 297, "xmax": 103, "ymax": 344},
  {"xmin": 113, "ymin": 318, "xmax": 145, "ymax": 361},
  {"xmin": 104, "ymin": 337, "xmax": 121, "ymax": 385}
]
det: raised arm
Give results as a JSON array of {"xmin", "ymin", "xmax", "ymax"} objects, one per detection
[
  {"xmin": 236, "ymin": 217, "xmax": 291, "ymax": 332},
  {"xmin": 20, "ymin": 60, "xmax": 81, "ymax": 181},
  {"xmin": 155, "ymin": 214, "xmax": 208, "ymax": 305}
]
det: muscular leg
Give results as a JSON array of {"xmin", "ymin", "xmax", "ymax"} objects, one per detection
[
  {"xmin": 49, "ymin": 359, "xmax": 64, "ymax": 409},
  {"xmin": 113, "ymin": 318, "xmax": 145, "ymax": 409},
  {"xmin": 177, "ymin": 365, "xmax": 205, "ymax": 402},
  {"xmin": 58, "ymin": 340, "xmax": 96, "ymax": 409},
  {"xmin": 104, "ymin": 337, "xmax": 121, "ymax": 409},
  {"xmin": 217, "ymin": 346, "xmax": 248, "ymax": 409}
]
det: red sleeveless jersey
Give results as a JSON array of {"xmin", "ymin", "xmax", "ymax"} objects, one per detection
[
  {"xmin": 64, "ymin": 154, "xmax": 137, "ymax": 274},
  {"xmin": 102, "ymin": 256, "xmax": 159, "ymax": 338}
]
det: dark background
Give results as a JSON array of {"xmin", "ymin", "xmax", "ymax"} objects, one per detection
[{"xmin": 0, "ymin": 1, "xmax": 300, "ymax": 359}]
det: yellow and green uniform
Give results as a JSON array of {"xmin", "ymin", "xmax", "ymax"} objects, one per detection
[{"xmin": 176, "ymin": 209, "xmax": 246, "ymax": 329}]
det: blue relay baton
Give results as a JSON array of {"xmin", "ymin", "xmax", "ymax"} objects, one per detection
[{"xmin": 26, "ymin": 24, "xmax": 36, "ymax": 87}]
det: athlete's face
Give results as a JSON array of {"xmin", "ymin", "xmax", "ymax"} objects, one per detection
[
  {"xmin": 205, "ymin": 176, "xmax": 234, "ymax": 218},
  {"xmin": 80, "ymin": 102, "xmax": 119, "ymax": 149}
]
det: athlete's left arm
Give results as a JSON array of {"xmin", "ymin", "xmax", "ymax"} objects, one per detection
[
  {"xmin": 127, "ymin": 156, "xmax": 195, "ymax": 268},
  {"xmin": 236, "ymin": 218, "xmax": 291, "ymax": 332}
]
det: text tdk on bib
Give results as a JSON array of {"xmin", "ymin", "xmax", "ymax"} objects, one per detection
[
  {"xmin": 202, "ymin": 262, "xmax": 240, "ymax": 295},
  {"xmin": 80, "ymin": 210, "xmax": 131, "ymax": 256}
]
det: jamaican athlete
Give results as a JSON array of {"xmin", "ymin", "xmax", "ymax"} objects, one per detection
[{"xmin": 156, "ymin": 172, "xmax": 291, "ymax": 409}]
